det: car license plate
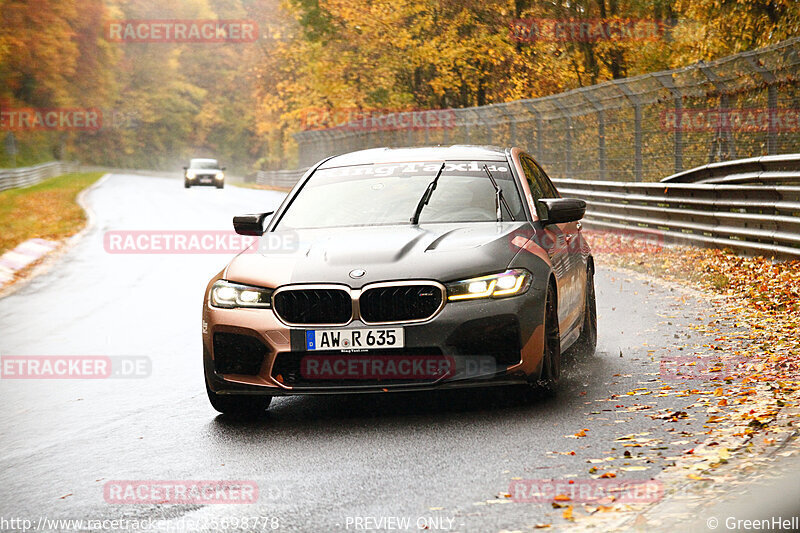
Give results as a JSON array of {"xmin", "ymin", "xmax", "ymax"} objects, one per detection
[{"xmin": 305, "ymin": 328, "xmax": 404, "ymax": 351}]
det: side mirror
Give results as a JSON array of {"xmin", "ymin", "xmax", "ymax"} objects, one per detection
[
  {"xmin": 539, "ymin": 198, "xmax": 586, "ymax": 225},
  {"xmin": 220, "ymin": 166, "xmax": 226, "ymax": 171},
  {"xmin": 183, "ymin": 166, "xmax": 188, "ymax": 170},
  {"xmin": 233, "ymin": 212, "xmax": 274, "ymax": 236}
]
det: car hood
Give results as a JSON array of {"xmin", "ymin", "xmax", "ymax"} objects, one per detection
[{"xmin": 225, "ymin": 221, "xmax": 531, "ymax": 288}]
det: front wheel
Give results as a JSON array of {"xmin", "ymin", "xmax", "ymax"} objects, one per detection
[
  {"xmin": 568, "ymin": 267, "xmax": 597, "ymax": 357},
  {"xmin": 184, "ymin": 182, "xmax": 191, "ymax": 188},
  {"xmin": 537, "ymin": 283, "xmax": 561, "ymax": 395},
  {"xmin": 206, "ymin": 381, "xmax": 272, "ymax": 416}
]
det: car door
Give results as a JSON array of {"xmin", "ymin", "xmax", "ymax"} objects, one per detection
[
  {"xmin": 518, "ymin": 155, "xmax": 574, "ymax": 333},
  {"xmin": 530, "ymin": 157, "xmax": 587, "ymax": 338}
]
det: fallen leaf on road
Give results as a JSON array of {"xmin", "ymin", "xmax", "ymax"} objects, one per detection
[{"xmin": 563, "ymin": 506, "xmax": 574, "ymax": 521}]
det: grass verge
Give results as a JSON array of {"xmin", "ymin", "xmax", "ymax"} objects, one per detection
[{"xmin": 0, "ymin": 172, "xmax": 105, "ymax": 256}]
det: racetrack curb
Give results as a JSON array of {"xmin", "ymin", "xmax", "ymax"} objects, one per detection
[{"xmin": 0, "ymin": 173, "xmax": 109, "ymax": 299}]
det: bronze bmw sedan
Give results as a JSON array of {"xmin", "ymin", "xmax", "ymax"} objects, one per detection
[{"xmin": 203, "ymin": 146, "xmax": 596, "ymax": 415}]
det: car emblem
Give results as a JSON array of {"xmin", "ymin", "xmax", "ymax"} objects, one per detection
[{"xmin": 349, "ymin": 269, "xmax": 366, "ymax": 279}]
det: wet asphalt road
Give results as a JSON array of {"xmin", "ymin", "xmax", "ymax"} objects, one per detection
[{"xmin": 0, "ymin": 174, "xmax": 721, "ymax": 532}]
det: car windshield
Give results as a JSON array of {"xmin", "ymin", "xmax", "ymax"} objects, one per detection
[
  {"xmin": 275, "ymin": 160, "xmax": 524, "ymax": 230},
  {"xmin": 190, "ymin": 160, "xmax": 219, "ymax": 169}
]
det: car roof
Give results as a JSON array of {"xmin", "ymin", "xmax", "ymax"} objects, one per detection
[
  {"xmin": 318, "ymin": 145, "xmax": 509, "ymax": 168},
  {"xmin": 190, "ymin": 158, "xmax": 218, "ymax": 163}
]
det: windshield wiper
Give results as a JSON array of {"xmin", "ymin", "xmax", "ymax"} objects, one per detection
[
  {"xmin": 410, "ymin": 162, "xmax": 446, "ymax": 225},
  {"xmin": 483, "ymin": 165, "xmax": 515, "ymax": 221}
]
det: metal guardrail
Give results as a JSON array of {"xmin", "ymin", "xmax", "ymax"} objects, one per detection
[
  {"xmin": 553, "ymin": 178, "xmax": 800, "ymax": 258},
  {"xmin": 0, "ymin": 161, "xmax": 79, "ymax": 192},
  {"xmin": 661, "ymin": 153, "xmax": 800, "ymax": 185}
]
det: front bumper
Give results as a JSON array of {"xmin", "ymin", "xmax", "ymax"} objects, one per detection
[
  {"xmin": 203, "ymin": 288, "xmax": 547, "ymax": 396},
  {"xmin": 186, "ymin": 174, "xmax": 223, "ymax": 186}
]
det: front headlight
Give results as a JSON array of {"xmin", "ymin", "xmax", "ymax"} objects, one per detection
[
  {"xmin": 210, "ymin": 280, "xmax": 272, "ymax": 308},
  {"xmin": 186, "ymin": 170, "xmax": 197, "ymax": 178},
  {"xmin": 446, "ymin": 269, "xmax": 531, "ymax": 301},
  {"xmin": 216, "ymin": 172, "xmax": 224, "ymax": 180}
]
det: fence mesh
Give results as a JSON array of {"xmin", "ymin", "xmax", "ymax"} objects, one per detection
[{"xmin": 293, "ymin": 37, "xmax": 800, "ymax": 182}]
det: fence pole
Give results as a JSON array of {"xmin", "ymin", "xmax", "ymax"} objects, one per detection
[
  {"xmin": 744, "ymin": 55, "xmax": 779, "ymax": 155},
  {"xmin": 521, "ymin": 102, "xmax": 543, "ymax": 162},
  {"xmin": 552, "ymin": 100, "xmax": 572, "ymax": 179},
  {"xmin": 634, "ymin": 105, "xmax": 643, "ymax": 182},
  {"xmin": 656, "ymin": 73, "xmax": 683, "ymax": 173},
  {"xmin": 699, "ymin": 63, "xmax": 736, "ymax": 161},
  {"xmin": 581, "ymin": 89, "xmax": 606, "ymax": 180},
  {"xmin": 615, "ymin": 79, "xmax": 644, "ymax": 182},
  {"xmin": 476, "ymin": 109, "xmax": 492, "ymax": 145},
  {"xmin": 498, "ymin": 104, "xmax": 516, "ymax": 146}
]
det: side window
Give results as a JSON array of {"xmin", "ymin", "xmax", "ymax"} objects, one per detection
[
  {"xmin": 520, "ymin": 156, "xmax": 546, "ymax": 219},
  {"xmin": 532, "ymin": 159, "xmax": 560, "ymax": 198}
]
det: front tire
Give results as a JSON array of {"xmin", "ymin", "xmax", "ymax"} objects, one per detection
[
  {"xmin": 206, "ymin": 381, "xmax": 272, "ymax": 416},
  {"xmin": 518, "ymin": 283, "xmax": 560, "ymax": 400},
  {"xmin": 184, "ymin": 182, "xmax": 191, "ymax": 188},
  {"xmin": 537, "ymin": 283, "xmax": 561, "ymax": 394},
  {"xmin": 569, "ymin": 267, "xmax": 597, "ymax": 357}
]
